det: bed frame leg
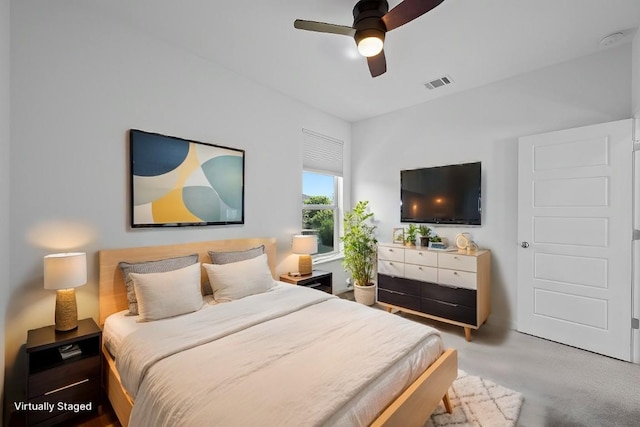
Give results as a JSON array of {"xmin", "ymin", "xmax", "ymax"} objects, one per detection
[{"xmin": 443, "ymin": 392, "xmax": 453, "ymax": 414}]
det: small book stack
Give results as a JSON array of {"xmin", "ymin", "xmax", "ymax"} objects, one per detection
[{"xmin": 58, "ymin": 344, "xmax": 82, "ymax": 360}]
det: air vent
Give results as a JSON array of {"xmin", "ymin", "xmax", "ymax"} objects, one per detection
[{"xmin": 424, "ymin": 75, "xmax": 454, "ymax": 90}]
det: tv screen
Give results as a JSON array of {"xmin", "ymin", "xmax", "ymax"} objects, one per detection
[{"xmin": 401, "ymin": 162, "xmax": 481, "ymax": 225}]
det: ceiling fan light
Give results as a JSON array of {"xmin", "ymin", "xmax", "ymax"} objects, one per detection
[{"xmin": 357, "ymin": 36, "xmax": 384, "ymax": 57}]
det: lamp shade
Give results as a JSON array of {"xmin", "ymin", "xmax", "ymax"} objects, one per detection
[
  {"xmin": 44, "ymin": 252, "xmax": 87, "ymax": 290},
  {"xmin": 291, "ymin": 235, "xmax": 318, "ymax": 255}
]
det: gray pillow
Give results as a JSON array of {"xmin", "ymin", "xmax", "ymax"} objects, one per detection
[
  {"xmin": 119, "ymin": 254, "xmax": 199, "ymax": 315},
  {"xmin": 203, "ymin": 246, "xmax": 265, "ymax": 295},
  {"xmin": 208, "ymin": 245, "xmax": 265, "ymax": 264}
]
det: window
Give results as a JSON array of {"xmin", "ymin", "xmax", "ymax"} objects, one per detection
[
  {"xmin": 302, "ymin": 172, "xmax": 341, "ymax": 255},
  {"xmin": 301, "ymin": 129, "xmax": 344, "ymax": 257}
]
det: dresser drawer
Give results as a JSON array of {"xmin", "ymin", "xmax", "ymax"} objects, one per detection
[
  {"xmin": 422, "ymin": 297, "xmax": 477, "ymax": 325},
  {"xmin": 404, "ymin": 263, "xmax": 438, "ymax": 283},
  {"xmin": 438, "ymin": 252, "xmax": 477, "ymax": 272},
  {"xmin": 378, "ymin": 289, "xmax": 421, "ymax": 311},
  {"xmin": 405, "ymin": 249, "xmax": 437, "ymax": 267},
  {"xmin": 378, "ymin": 259, "xmax": 405, "ymax": 277},
  {"xmin": 378, "ymin": 274, "xmax": 421, "ymax": 297},
  {"xmin": 421, "ymin": 282, "xmax": 476, "ymax": 307},
  {"xmin": 378, "ymin": 245, "xmax": 405, "ymax": 263},
  {"xmin": 438, "ymin": 269, "xmax": 477, "ymax": 290},
  {"xmin": 28, "ymin": 355, "xmax": 100, "ymax": 399}
]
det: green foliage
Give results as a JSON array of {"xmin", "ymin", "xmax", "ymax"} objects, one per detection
[
  {"xmin": 405, "ymin": 224, "xmax": 418, "ymax": 244},
  {"xmin": 303, "ymin": 196, "xmax": 334, "ymax": 247},
  {"xmin": 417, "ymin": 225, "xmax": 432, "ymax": 245},
  {"xmin": 304, "ymin": 195, "xmax": 332, "ymax": 205},
  {"xmin": 417, "ymin": 225, "xmax": 431, "ymax": 239},
  {"xmin": 341, "ymin": 201, "xmax": 377, "ymax": 287}
]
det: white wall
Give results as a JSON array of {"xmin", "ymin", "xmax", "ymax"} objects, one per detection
[
  {"xmin": 0, "ymin": 0, "xmax": 9, "ymax": 422},
  {"xmin": 352, "ymin": 45, "xmax": 632, "ymax": 330},
  {"xmin": 6, "ymin": 1, "xmax": 350, "ymax": 411},
  {"xmin": 633, "ymin": 29, "xmax": 640, "ymax": 118},
  {"xmin": 632, "ymin": 28, "xmax": 640, "ymax": 364}
]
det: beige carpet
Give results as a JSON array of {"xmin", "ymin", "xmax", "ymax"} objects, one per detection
[{"xmin": 427, "ymin": 370, "xmax": 523, "ymax": 427}]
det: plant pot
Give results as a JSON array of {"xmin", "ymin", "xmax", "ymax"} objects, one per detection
[{"xmin": 353, "ymin": 282, "xmax": 376, "ymax": 306}]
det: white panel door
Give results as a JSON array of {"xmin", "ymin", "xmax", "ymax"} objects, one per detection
[{"xmin": 517, "ymin": 119, "xmax": 633, "ymax": 361}]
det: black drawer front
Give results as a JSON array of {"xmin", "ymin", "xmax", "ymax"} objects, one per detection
[
  {"xmin": 421, "ymin": 282, "xmax": 476, "ymax": 308},
  {"xmin": 378, "ymin": 274, "xmax": 421, "ymax": 297},
  {"xmin": 422, "ymin": 297, "xmax": 477, "ymax": 325},
  {"xmin": 27, "ymin": 377, "xmax": 99, "ymax": 425},
  {"xmin": 28, "ymin": 355, "xmax": 100, "ymax": 398},
  {"xmin": 27, "ymin": 356, "xmax": 100, "ymax": 398},
  {"xmin": 378, "ymin": 289, "xmax": 421, "ymax": 311}
]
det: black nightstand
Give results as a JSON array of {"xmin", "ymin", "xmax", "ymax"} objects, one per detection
[
  {"xmin": 25, "ymin": 318, "xmax": 102, "ymax": 426},
  {"xmin": 280, "ymin": 269, "xmax": 333, "ymax": 294}
]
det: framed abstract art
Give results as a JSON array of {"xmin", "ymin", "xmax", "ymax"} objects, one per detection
[{"xmin": 129, "ymin": 129, "xmax": 245, "ymax": 227}]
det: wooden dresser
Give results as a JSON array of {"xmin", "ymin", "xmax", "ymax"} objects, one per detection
[{"xmin": 377, "ymin": 243, "xmax": 491, "ymax": 341}]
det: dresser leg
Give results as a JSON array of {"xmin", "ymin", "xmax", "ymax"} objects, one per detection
[
  {"xmin": 386, "ymin": 307, "xmax": 392, "ymax": 313},
  {"xmin": 443, "ymin": 392, "xmax": 453, "ymax": 414},
  {"xmin": 464, "ymin": 327, "xmax": 472, "ymax": 342}
]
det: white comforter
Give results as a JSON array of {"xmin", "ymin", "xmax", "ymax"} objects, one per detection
[{"xmin": 117, "ymin": 285, "xmax": 441, "ymax": 427}]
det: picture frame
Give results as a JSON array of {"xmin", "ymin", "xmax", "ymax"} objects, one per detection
[
  {"xmin": 392, "ymin": 228, "xmax": 405, "ymax": 244},
  {"xmin": 129, "ymin": 129, "xmax": 245, "ymax": 228}
]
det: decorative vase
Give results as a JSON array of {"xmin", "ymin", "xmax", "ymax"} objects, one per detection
[{"xmin": 353, "ymin": 282, "xmax": 376, "ymax": 306}]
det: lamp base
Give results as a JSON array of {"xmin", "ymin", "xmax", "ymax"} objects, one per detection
[
  {"xmin": 298, "ymin": 255, "xmax": 313, "ymax": 276},
  {"xmin": 55, "ymin": 288, "xmax": 78, "ymax": 332}
]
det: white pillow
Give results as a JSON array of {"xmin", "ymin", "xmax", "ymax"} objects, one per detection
[
  {"xmin": 203, "ymin": 253, "xmax": 275, "ymax": 302},
  {"xmin": 130, "ymin": 263, "xmax": 203, "ymax": 321}
]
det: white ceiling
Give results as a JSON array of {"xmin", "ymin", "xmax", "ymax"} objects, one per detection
[{"xmin": 81, "ymin": 0, "xmax": 640, "ymax": 122}]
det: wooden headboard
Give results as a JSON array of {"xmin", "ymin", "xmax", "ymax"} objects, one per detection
[{"xmin": 98, "ymin": 237, "xmax": 277, "ymax": 326}]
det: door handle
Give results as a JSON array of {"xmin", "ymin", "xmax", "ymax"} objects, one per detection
[{"xmin": 521, "ymin": 241, "xmax": 529, "ymax": 248}]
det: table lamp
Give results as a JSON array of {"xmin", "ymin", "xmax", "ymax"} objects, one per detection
[
  {"xmin": 44, "ymin": 252, "xmax": 87, "ymax": 331},
  {"xmin": 292, "ymin": 235, "xmax": 317, "ymax": 276}
]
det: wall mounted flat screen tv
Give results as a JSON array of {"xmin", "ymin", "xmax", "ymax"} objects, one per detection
[{"xmin": 401, "ymin": 162, "xmax": 481, "ymax": 225}]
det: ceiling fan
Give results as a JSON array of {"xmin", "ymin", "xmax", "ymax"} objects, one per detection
[{"xmin": 294, "ymin": 0, "xmax": 444, "ymax": 77}]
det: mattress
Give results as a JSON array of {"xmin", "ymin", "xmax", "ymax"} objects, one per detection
[{"xmin": 106, "ymin": 283, "xmax": 444, "ymax": 427}]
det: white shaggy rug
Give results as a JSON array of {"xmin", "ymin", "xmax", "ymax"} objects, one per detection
[{"xmin": 426, "ymin": 370, "xmax": 524, "ymax": 427}]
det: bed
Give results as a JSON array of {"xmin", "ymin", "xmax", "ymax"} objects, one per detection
[{"xmin": 98, "ymin": 237, "xmax": 457, "ymax": 427}]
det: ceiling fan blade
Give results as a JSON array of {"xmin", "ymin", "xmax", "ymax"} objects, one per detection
[
  {"xmin": 382, "ymin": 0, "xmax": 444, "ymax": 32},
  {"xmin": 294, "ymin": 19, "xmax": 356, "ymax": 37},
  {"xmin": 367, "ymin": 50, "xmax": 387, "ymax": 77}
]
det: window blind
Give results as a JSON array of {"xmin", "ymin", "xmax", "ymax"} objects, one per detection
[{"xmin": 302, "ymin": 129, "xmax": 344, "ymax": 177}]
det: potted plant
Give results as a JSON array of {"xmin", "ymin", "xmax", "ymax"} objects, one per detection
[
  {"xmin": 417, "ymin": 225, "xmax": 432, "ymax": 247},
  {"xmin": 428, "ymin": 234, "xmax": 449, "ymax": 250},
  {"xmin": 404, "ymin": 224, "xmax": 418, "ymax": 246},
  {"xmin": 342, "ymin": 200, "xmax": 378, "ymax": 306}
]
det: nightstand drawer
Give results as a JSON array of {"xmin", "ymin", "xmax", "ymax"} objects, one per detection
[
  {"xmin": 28, "ymin": 355, "xmax": 100, "ymax": 398},
  {"xmin": 28, "ymin": 377, "xmax": 100, "ymax": 425}
]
